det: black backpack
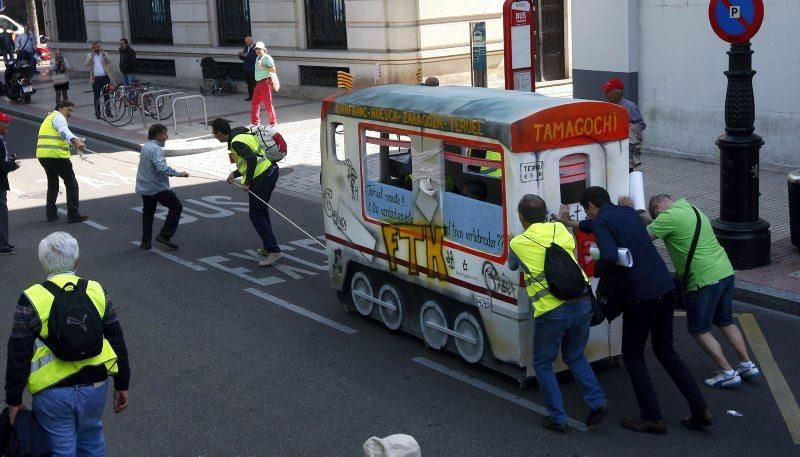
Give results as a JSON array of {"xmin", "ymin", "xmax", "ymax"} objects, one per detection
[
  {"xmin": 526, "ymin": 225, "xmax": 588, "ymax": 301},
  {"xmin": 39, "ymin": 280, "xmax": 104, "ymax": 361}
]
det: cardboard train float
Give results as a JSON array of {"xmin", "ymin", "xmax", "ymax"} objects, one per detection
[{"xmin": 320, "ymin": 84, "xmax": 629, "ymax": 381}]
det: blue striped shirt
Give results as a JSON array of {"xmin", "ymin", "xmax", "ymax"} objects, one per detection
[{"xmin": 135, "ymin": 140, "xmax": 180, "ymax": 196}]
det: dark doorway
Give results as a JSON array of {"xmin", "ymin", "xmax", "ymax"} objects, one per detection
[
  {"xmin": 217, "ymin": 0, "xmax": 251, "ymax": 47},
  {"xmin": 54, "ymin": 0, "xmax": 86, "ymax": 42},
  {"xmin": 536, "ymin": 0, "xmax": 566, "ymax": 81},
  {"xmin": 304, "ymin": 0, "xmax": 347, "ymax": 50}
]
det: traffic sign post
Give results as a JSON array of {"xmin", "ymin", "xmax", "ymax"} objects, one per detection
[
  {"xmin": 708, "ymin": 0, "xmax": 770, "ymax": 269},
  {"xmin": 470, "ymin": 21, "xmax": 488, "ymax": 88},
  {"xmin": 502, "ymin": 0, "xmax": 536, "ymax": 91}
]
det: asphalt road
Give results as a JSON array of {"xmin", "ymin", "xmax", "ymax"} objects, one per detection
[{"xmin": 0, "ymin": 118, "xmax": 798, "ymax": 456}]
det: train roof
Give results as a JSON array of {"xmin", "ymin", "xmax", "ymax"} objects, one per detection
[{"xmin": 322, "ymin": 84, "xmax": 629, "ymax": 152}]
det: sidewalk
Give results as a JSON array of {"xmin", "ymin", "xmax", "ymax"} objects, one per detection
[{"xmin": 3, "ymin": 70, "xmax": 798, "ymax": 314}]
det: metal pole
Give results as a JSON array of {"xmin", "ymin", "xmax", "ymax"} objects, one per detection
[{"xmin": 711, "ymin": 41, "xmax": 770, "ymax": 269}]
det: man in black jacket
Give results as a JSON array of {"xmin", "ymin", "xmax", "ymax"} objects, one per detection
[
  {"xmin": 118, "ymin": 38, "xmax": 137, "ymax": 86},
  {"xmin": 239, "ymin": 36, "xmax": 257, "ymax": 101},
  {"xmin": 0, "ymin": 112, "xmax": 19, "ymax": 255}
]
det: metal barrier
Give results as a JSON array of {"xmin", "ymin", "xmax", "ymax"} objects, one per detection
[
  {"xmin": 171, "ymin": 95, "xmax": 208, "ymax": 135},
  {"xmin": 155, "ymin": 92, "xmax": 186, "ymax": 123},
  {"xmin": 139, "ymin": 89, "xmax": 171, "ymax": 128}
]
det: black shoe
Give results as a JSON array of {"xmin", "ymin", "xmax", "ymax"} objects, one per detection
[
  {"xmin": 47, "ymin": 214, "xmax": 59, "ymax": 222},
  {"xmin": 140, "ymin": 241, "xmax": 152, "ymax": 250},
  {"xmin": 541, "ymin": 416, "xmax": 567, "ymax": 432},
  {"xmin": 681, "ymin": 409, "xmax": 713, "ymax": 431},
  {"xmin": 585, "ymin": 405, "xmax": 610, "ymax": 426},
  {"xmin": 244, "ymin": 97, "xmax": 252, "ymax": 101},
  {"xmin": 0, "ymin": 247, "xmax": 14, "ymax": 255},
  {"xmin": 67, "ymin": 215, "xmax": 89, "ymax": 223},
  {"xmin": 7, "ymin": 244, "xmax": 14, "ymax": 250},
  {"xmin": 620, "ymin": 417, "xmax": 667, "ymax": 435},
  {"xmin": 95, "ymin": 114, "xmax": 101, "ymax": 119},
  {"xmin": 155, "ymin": 235, "xmax": 178, "ymax": 249}
]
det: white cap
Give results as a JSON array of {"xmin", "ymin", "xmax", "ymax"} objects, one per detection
[
  {"xmin": 254, "ymin": 41, "xmax": 266, "ymax": 49},
  {"xmin": 363, "ymin": 435, "xmax": 421, "ymax": 457}
]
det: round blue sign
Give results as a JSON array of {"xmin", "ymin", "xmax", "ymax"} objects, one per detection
[{"xmin": 709, "ymin": 0, "xmax": 764, "ymax": 43}]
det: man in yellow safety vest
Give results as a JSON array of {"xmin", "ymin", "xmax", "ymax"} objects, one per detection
[
  {"xmin": 4, "ymin": 231, "xmax": 130, "ymax": 454},
  {"xmin": 211, "ymin": 117, "xmax": 282, "ymax": 267},
  {"xmin": 508, "ymin": 194, "xmax": 608, "ymax": 432},
  {"xmin": 36, "ymin": 100, "xmax": 88, "ymax": 223}
]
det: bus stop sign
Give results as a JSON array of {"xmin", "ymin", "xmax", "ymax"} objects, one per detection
[{"xmin": 708, "ymin": 0, "xmax": 764, "ymax": 43}]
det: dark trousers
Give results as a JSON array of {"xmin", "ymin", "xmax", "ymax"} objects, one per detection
[
  {"xmin": 244, "ymin": 72, "xmax": 256, "ymax": 99},
  {"xmin": 141, "ymin": 190, "xmax": 183, "ymax": 242},
  {"xmin": 249, "ymin": 166, "xmax": 280, "ymax": 253},
  {"xmin": 92, "ymin": 75, "xmax": 111, "ymax": 117},
  {"xmin": 38, "ymin": 158, "xmax": 80, "ymax": 219},
  {"xmin": 0, "ymin": 189, "xmax": 8, "ymax": 249},
  {"xmin": 621, "ymin": 291, "xmax": 707, "ymax": 421}
]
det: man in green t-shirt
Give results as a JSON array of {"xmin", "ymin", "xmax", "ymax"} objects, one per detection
[
  {"xmin": 645, "ymin": 195, "xmax": 760, "ymax": 389},
  {"xmin": 250, "ymin": 41, "xmax": 277, "ymax": 127}
]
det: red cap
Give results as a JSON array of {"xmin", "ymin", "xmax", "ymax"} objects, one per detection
[
  {"xmin": 0, "ymin": 112, "xmax": 12, "ymax": 123},
  {"xmin": 602, "ymin": 78, "xmax": 624, "ymax": 93}
]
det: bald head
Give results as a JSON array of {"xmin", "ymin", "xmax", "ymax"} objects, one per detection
[
  {"xmin": 245, "ymin": 36, "xmax": 253, "ymax": 46},
  {"xmin": 648, "ymin": 194, "xmax": 674, "ymax": 219},
  {"xmin": 517, "ymin": 194, "xmax": 547, "ymax": 227}
]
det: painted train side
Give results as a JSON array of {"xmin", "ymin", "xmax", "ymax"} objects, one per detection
[{"xmin": 319, "ymin": 85, "xmax": 629, "ymax": 381}]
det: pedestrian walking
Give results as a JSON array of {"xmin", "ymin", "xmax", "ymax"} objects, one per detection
[
  {"xmin": 558, "ymin": 186, "xmax": 712, "ymax": 434},
  {"xmin": 211, "ymin": 118, "xmax": 282, "ymax": 266},
  {"xmin": 239, "ymin": 36, "xmax": 257, "ymax": 101},
  {"xmin": 136, "ymin": 124, "xmax": 189, "ymax": 250},
  {"xmin": 0, "ymin": 112, "xmax": 20, "ymax": 255},
  {"xmin": 250, "ymin": 42, "xmax": 277, "ymax": 126},
  {"xmin": 85, "ymin": 42, "xmax": 115, "ymax": 119},
  {"xmin": 52, "ymin": 50, "xmax": 71, "ymax": 104},
  {"xmin": 4, "ymin": 231, "xmax": 130, "ymax": 456},
  {"xmin": 509, "ymin": 194, "xmax": 609, "ymax": 432},
  {"xmin": 602, "ymin": 78, "xmax": 645, "ymax": 170},
  {"xmin": 118, "ymin": 38, "xmax": 137, "ymax": 86},
  {"xmin": 36, "ymin": 100, "xmax": 89, "ymax": 223},
  {"xmin": 642, "ymin": 194, "xmax": 760, "ymax": 387}
]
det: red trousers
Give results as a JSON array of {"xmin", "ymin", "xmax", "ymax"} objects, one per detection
[{"xmin": 251, "ymin": 78, "xmax": 277, "ymax": 125}]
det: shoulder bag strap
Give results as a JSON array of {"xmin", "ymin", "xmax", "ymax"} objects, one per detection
[{"xmin": 683, "ymin": 206, "xmax": 702, "ymax": 286}]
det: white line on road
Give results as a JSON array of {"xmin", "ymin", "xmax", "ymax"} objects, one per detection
[
  {"xmin": 57, "ymin": 209, "xmax": 109, "ymax": 230},
  {"xmin": 129, "ymin": 241, "xmax": 208, "ymax": 271},
  {"xmin": 244, "ymin": 288, "xmax": 358, "ymax": 335},
  {"xmin": 412, "ymin": 357, "xmax": 589, "ymax": 432}
]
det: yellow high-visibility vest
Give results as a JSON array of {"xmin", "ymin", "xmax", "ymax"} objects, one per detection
[
  {"xmin": 23, "ymin": 274, "xmax": 118, "ymax": 395},
  {"xmin": 36, "ymin": 111, "xmax": 71, "ymax": 159},
  {"xmin": 230, "ymin": 133, "xmax": 272, "ymax": 185},
  {"xmin": 471, "ymin": 149, "xmax": 502, "ymax": 178},
  {"xmin": 509, "ymin": 223, "xmax": 588, "ymax": 317}
]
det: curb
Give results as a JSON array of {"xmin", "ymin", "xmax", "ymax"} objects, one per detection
[{"xmin": 734, "ymin": 280, "xmax": 800, "ymax": 316}]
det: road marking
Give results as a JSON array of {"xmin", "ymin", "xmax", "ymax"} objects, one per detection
[
  {"xmin": 737, "ymin": 313, "xmax": 800, "ymax": 445},
  {"xmin": 57, "ymin": 209, "xmax": 108, "ymax": 230},
  {"xmin": 412, "ymin": 357, "xmax": 589, "ymax": 432},
  {"xmin": 244, "ymin": 288, "xmax": 358, "ymax": 335},
  {"xmin": 129, "ymin": 241, "xmax": 208, "ymax": 271}
]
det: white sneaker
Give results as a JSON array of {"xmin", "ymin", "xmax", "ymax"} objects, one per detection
[
  {"xmin": 736, "ymin": 361, "xmax": 761, "ymax": 380},
  {"xmin": 704, "ymin": 370, "xmax": 742, "ymax": 388},
  {"xmin": 258, "ymin": 252, "xmax": 283, "ymax": 267}
]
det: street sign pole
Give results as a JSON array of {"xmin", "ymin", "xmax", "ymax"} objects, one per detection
[
  {"xmin": 709, "ymin": 0, "xmax": 769, "ymax": 269},
  {"xmin": 470, "ymin": 21, "xmax": 488, "ymax": 88}
]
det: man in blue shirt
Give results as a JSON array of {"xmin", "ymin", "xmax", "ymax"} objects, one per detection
[
  {"xmin": 558, "ymin": 186, "xmax": 711, "ymax": 434},
  {"xmin": 239, "ymin": 36, "xmax": 257, "ymax": 101},
  {"xmin": 135, "ymin": 124, "xmax": 189, "ymax": 250}
]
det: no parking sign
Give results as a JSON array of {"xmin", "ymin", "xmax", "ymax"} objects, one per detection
[{"xmin": 708, "ymin": 0, "xmax": 764, "ymax": 43}]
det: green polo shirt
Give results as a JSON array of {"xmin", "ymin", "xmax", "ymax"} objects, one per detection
[
  {"xmin": 255, "ymin": 54, "xmax": 274, "ymax": 82},
  {"xmin": 647, "ymin": 199, "xmax": 734, "ymax": 291}
]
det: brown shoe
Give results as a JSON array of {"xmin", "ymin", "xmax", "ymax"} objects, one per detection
[
  {"xmin": 620, "ymin": 417, "xmax": 667, "ymax": 435},
  {"xmin": 681, "ymin": 408, "xmax": 713, "ymax": 431}
]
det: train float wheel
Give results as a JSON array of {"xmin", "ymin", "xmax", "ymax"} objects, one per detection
[
  {"xmin": 377, "ymin": 283, "xmax": 404, "ymax": 330},
  {"xmin": 453, "ymin": 312, "xmax": 485, "ymax": 364},
  {"xmin": 350, "ymin": 271, "xmax": 374, "ymax": 316},
  {"xmin": 419, "ymin": 300, "xmax": 448, "ymax": 350}
]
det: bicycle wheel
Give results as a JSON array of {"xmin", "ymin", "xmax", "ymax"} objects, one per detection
[
  {"xmin": 103, "ymin": 98, "xmax": 132, "ymax": 127},
  {"xmin": 145, "ymin": 93, "xmax": 172, "ymax": 120}
]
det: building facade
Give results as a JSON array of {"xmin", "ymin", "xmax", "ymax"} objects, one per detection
[
  {"xmin": 571, "ymin": 0, "xmax": 799, "ymax": 168},
  {"xmin": 43, "ymin": 0, "xmax": 570, "ymax": 97}
]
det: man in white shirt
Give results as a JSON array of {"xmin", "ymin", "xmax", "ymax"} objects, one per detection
[
  {"xmin": 13, "ymin": 25, "xmax": 36, "ymax": 65},
  {"xmin": 36, "ymin": 101, "xmax": 88, "ymax": 223},
  {"xmin": 85, "ymin": 42, "xmax": 115, "ymax": 119}
]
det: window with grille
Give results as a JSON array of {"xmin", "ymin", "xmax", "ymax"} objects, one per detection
[
  {"xmin": 217, "ymin": 0, "xmax": 251, "ymax": 47},
  {"xmin": 136, "ymin": 58, "xmax": 176, "ymax": 76},
  {"xmin": 56, "ymin": 0, "xmax": 87, "ymax": 43},
  {"xmin": 304, "ymin": 0, "xmax": 347, "ymax": 50},
  {"xmin": 128, "ymin": 0, "xmax": 173, "ymax": 44},
  {"xmin": 299, "ymin": 66, "xmax": 348, "ymax": 87}
]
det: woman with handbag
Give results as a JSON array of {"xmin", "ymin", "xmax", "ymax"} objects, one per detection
[{"xmin": 52, "ymin": 50, "xmax": 71, "ymax": 104}]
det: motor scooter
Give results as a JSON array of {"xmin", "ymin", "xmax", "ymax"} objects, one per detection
[{"xmin": 3, "ymin": 56, "xmax": 36, "ymax": 104}]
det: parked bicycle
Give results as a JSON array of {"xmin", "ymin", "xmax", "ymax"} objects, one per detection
[{"xmin": 101, "ymin": 81, "xmax": 173, "ymax": 127}]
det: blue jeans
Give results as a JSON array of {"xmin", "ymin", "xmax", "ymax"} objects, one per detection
[
  {"xmin": 533, "ymin": 298, "xmax": 607, "ymax": 424},
  {"xmin": 33, "ymin": 381, "xmax": 108, "ymax": 456},
  {"xmin": 122, "ymin": 73, "xmax": 135, "ymax": 86},
  {"xmin": 686, "ymin": 275, "xmax": 735, "ymax": 334},
  {"xmin": 249, "ymin": 166, "xmax": 280, "ymax": 253}
]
